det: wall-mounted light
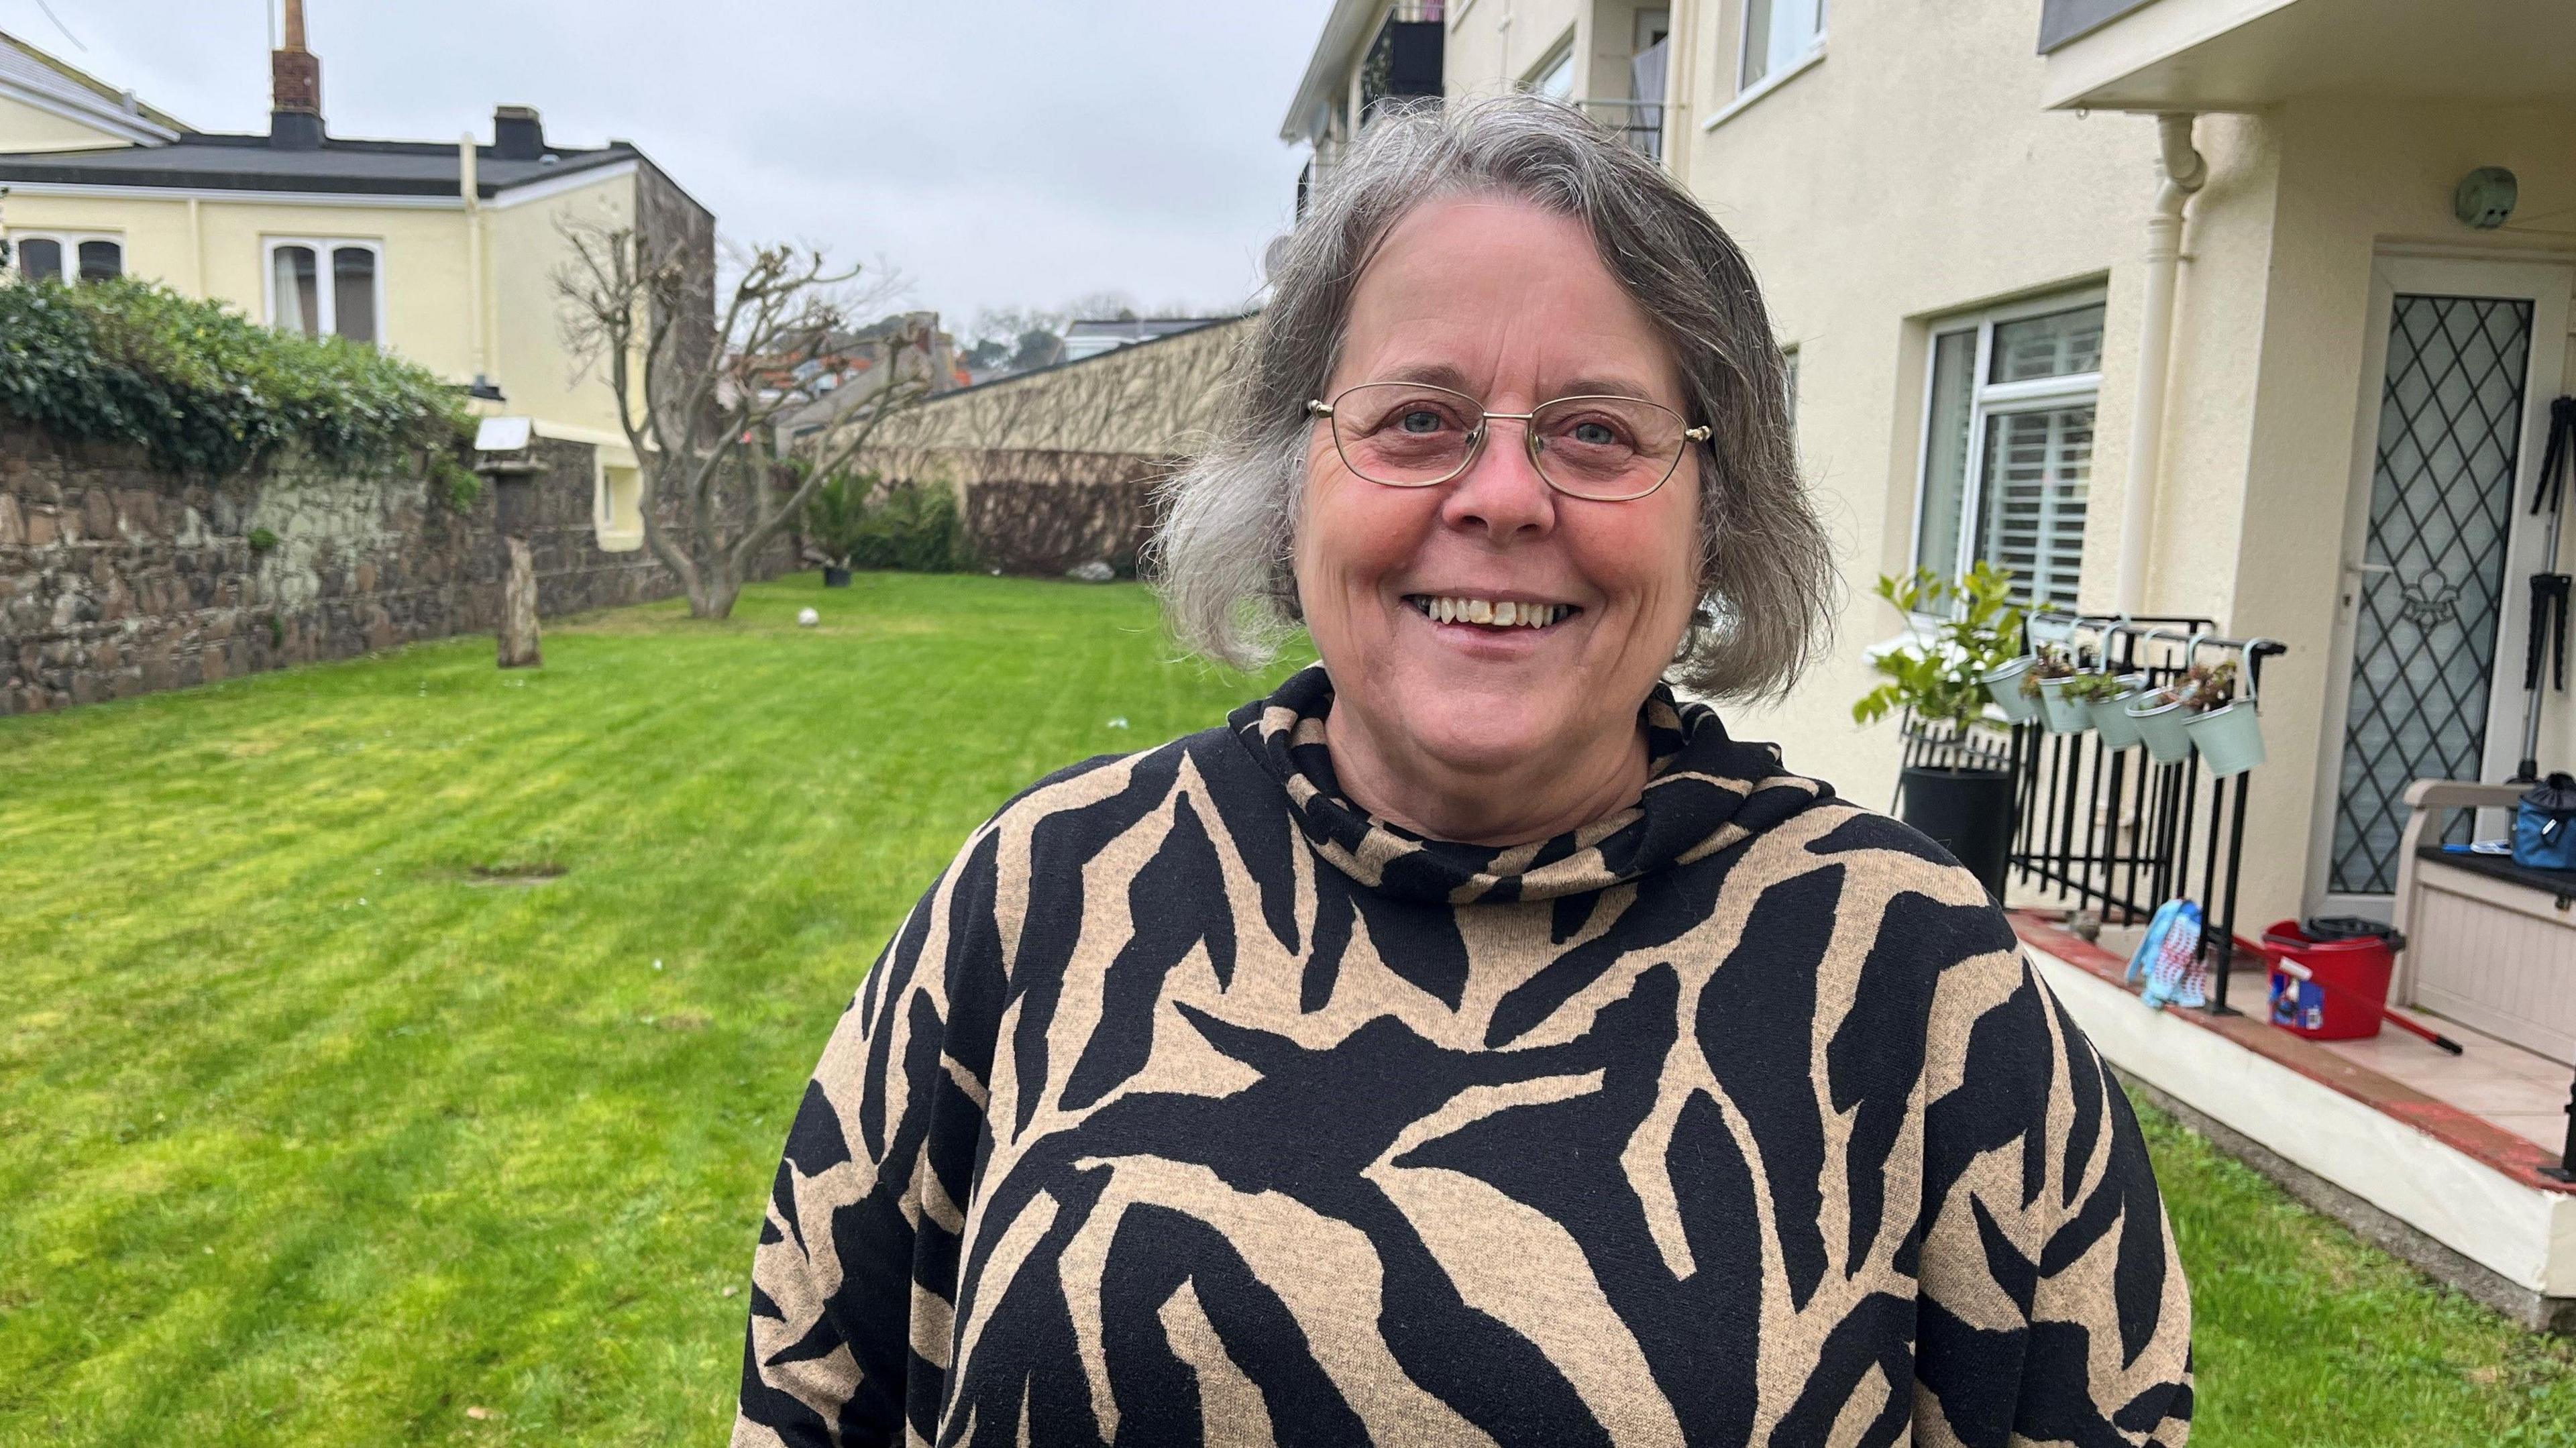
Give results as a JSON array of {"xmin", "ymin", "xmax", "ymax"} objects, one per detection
[{"xmin": 2455, "ymin": 166, "xmax": 2518, "ymax": 231}]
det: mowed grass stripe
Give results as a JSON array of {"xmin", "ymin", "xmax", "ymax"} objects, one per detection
[{"xmin": 3, "ymin": 571, "xmax": 2569, "ymax": 1445}]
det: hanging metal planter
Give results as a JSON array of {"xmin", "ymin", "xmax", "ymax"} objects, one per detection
[
  {"xmin": 2127, "ymin": 691, "xmax": 2194, "ymax": 764},
  {"xmin": 2186, "ymin": 640, "xmax": 2275, "ymax": 779},
  {"xmin": 2037, "ymin": 675, "xmax": 2094, "ymax": 733},
  {"xmin": 1982, "ymin": 656, "xmax": 2041, "ymax": 724},
  {"xmin": 2090, "ymin": 673, "xmax": 2151, "ymax": 749}
]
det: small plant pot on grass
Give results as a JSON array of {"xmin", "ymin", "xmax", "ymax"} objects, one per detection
[
  {"xmin": 1981, "ymin": 657, "xmax": 2041, "ymax": 724},
  {"xmin": 822, "ymin": 565, "xmax": 853, "ymax": 588}
]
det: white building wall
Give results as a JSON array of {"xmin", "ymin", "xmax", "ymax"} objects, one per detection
[{"xmin": 1667, "ymin": 0, "xmax": 2280, "ymax": 828}]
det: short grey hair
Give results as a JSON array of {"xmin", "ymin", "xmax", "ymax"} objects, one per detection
[{"xmin": 1148, "ymin": 94, "xmax": 1833, "ymax": 700}]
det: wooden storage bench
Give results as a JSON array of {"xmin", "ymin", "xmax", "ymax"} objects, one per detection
[{"xmin": 2392, "ymin": 781, "xmax": 2576, "ymax": 1068}]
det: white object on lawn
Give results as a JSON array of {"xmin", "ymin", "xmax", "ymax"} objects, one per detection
[{"xmin": 797, "ymin": 608, "xmax": 820, "ymax": 628}]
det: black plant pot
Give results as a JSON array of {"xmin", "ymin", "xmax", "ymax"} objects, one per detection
[
  {"xmin": 822, "ymin": 566, "xmax": 853, "ymax": 588},
  {"xmin": 1899, "ymin": 765, "xmax": 2016, "ymax": 900}
]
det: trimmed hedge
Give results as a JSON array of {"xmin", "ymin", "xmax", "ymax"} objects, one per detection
[{"xmin": 0, "ymin": 278, "xmax": 474, "ymax": 486}]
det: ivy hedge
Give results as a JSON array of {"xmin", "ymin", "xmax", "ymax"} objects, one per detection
[{"xmin": 0, "ymin": 278, "xmax": 476, "ymax": 491}]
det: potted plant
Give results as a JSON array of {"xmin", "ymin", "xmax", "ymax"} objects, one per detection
[
  {"xmin": 1853, "ymin": 563, "xmax": 2026, "ymax": 897},
  {"xmin": 2179, "ymin": 659, "xmax": 2265, "ymax": 777},
  {"xmin": 2068, "ymin": 669, "xmax": 2149, "ymax": 750},
  {"xmin": 2126, "ymin": 661, "xmax": 2241, "ymax": 767},
  {"xmin": 1979, "ymin": 638, "xmax": 2042, "ymax": 726},
  {"xmin": 802, "ymin": 469, "xmax": 871, "ymax": 588},
  {"xmin": 2027, "ymin": 645, "xmax": 2091, "ymax": 733}
]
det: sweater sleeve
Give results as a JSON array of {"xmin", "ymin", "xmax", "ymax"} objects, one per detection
[
  {"xmin": 1911, "ymin": 947, "xmax": 2195, "ymax": 1447},
  {"xmin": 733, "ymin": 826, "xmax": 1005, "ymax": 1448}
]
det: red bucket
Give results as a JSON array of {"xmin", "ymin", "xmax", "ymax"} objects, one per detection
[{"xmin": 2261, "ymin": 918, "xmax": 2400, "ymax": 1042}]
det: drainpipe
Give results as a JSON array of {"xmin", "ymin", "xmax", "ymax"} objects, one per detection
[
  {"xmin": 462, "ymin": 135, "xmax": 493, "ymax": 397},
  {"xmin": 2114, "ymin": 113, "xmax": 2207, "ymax": 616}
]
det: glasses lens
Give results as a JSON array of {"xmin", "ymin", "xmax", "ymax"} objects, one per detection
[
  {"xmin": 1528, "ymin": 396, "xmax": 1690, "ymax": 500},
  {"xmin": 1330, "ymin": 383, "xmax": 1479, "ymax": 487}
]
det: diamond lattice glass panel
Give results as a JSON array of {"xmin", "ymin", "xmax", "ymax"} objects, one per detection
[
  {"xmin": 2329, "ymin": 294, "xmax": 2533, "ymax": 895},
  {"xmin": 1974, "ymin": 404, "xmax": 2092, "ymax": 610}
]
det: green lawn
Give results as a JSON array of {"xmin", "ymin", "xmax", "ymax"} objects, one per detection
[{"xmin": 1, "ymin": 572, "xmax": 2569, "ymax": 1445}]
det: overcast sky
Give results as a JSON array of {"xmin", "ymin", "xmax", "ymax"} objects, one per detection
[{"xmin": 5, "ymin": 0, "xmax": 1334, "ymax": 329}]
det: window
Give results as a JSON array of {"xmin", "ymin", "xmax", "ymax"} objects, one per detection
[
  {"xmin": 1780, "ymin": 343, "xmax": 1801, "ymax": 452},
  {"xmin": 1741, "ymin": 0, "xmax": 1826, "ymax": 90},
  {"xmin": 266, "ymin": 238, "xmax": 380, "ymax": 343},
  {"xmin": 1913, "ymin": 298, "xmax": 2105, "ymax": 611},
  {"xmin": 1525, "ymin": 36, "xmax": 1576, "ymax": 99},
  {"xmin": 9, "ymin": 232, "xmax": 121, "ymax": 284},
  {"xmin": 596, "ymin": 463, "xmax": 643, "ymax": 552}
]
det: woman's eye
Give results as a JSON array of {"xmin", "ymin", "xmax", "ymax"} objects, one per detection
[
  {"xmin": 1569, "ymin": 420, "xmax": 1624, "ymax": 447},
  {"xmin": 1398, "ymin": 409, "xmax": 1448, "ymax": 434}
]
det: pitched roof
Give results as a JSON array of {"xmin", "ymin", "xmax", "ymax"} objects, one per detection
[
  {"xmin": 0, "ymin": 129, "xmax": 640, "ymax": 197},
  {"xmin": 0, "ymin": 27, "xmax": 189, "ymax": 142}
]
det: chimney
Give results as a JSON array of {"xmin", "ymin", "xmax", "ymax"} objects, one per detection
[
  {"xmin": 270, "ymin": 0, "xmax": 324, "ymax": 150},
  {"xmin": 492, "ymin": 105, "xmax": 546, "ymax": 162}
]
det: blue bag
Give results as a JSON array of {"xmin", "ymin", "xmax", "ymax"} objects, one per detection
[
  {"xmin": 2127, "ymin": 898, "xmax": 2206, "ymax": 1009},
  {"xmin": 2514, "ymin": 773, "xmax": 2576, "ymax": 872}
]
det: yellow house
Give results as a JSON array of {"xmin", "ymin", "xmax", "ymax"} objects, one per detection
[
  {"xmin": 0, "ymin": 3, "xmax": 711, "ymax": 553},
  {"xmin": 1287, "ymin": 0, "xmax": 2576, "ymax": 1329},
  {"xmin": 1288, "ymin": 0, "xmax": 2576, "ymax": 928}
]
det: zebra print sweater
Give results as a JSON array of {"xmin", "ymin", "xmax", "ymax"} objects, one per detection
[{"xmin": 735, "ymin": 665, "xmax": 2194, "ymax": 1447}]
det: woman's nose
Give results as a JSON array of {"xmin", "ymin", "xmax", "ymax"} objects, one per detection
[{"xmin": 1440, "ymin": 420, "xmax": 1556, "ymax": 541}]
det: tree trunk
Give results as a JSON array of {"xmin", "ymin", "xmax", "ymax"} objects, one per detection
[
  {"xmin": 686, "ymin": 555, "xmax": 746, "ymax": 619},
  {"xmin": 498, "ymin": 537, "xmax": 542, "ymax": 668}
]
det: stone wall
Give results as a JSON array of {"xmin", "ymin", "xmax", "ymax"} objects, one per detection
[
  {"xmin": 0, "ymin": 423, "xmax": 788, "ymax": 714},
  {"xmin": 959, "ymin": 467, "xmax": 1166, "ymax": 577}
]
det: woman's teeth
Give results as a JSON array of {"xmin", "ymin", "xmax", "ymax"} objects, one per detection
[{"xmin": 1406, "ymin": 596, "xmax": 1572, "ymax": 628}]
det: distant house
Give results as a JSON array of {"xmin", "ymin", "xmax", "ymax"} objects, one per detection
[
  {"xmin": 1060, "ymin": 316, "xmax": 1242, "ymax": 362},
  {"xmin": 768, "ymin": 311, "xmax": 969, "ymax": 447},
  {"xmin": 0, "ymin": 1, "xmax": 714, "ymax": 555}
]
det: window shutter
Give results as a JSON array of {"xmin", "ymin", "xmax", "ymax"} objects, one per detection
[{"xmin": 1977, "ymin": 404, "xmax": 2092, "ymax": 609}]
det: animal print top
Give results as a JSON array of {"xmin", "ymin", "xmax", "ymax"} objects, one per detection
[{"xmin": 735, "ymin": 666, "xmax": 2194, "ymax": 1447}]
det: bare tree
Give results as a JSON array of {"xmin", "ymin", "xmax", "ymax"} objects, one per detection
[{"xmin": 555, "ymin": 219, "xmax": 930, "ymax": 618}]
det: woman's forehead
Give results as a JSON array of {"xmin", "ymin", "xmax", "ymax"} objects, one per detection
[{"xmin": 1337, "ymin": 195, "xmax": 1678, "ymax": 399}]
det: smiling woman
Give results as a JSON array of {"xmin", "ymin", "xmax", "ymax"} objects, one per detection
[{"xmin": 735, "ymin": 97, "xmax": 2194, "ymax": 1448}]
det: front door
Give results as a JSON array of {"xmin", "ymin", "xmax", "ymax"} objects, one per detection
[{"xmin": 2311, "ymin": 256, "xmax": 2572, "ymax": 914}]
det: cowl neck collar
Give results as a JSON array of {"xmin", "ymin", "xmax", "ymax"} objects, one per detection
[{"xmin": 1230, "ymin": 665, "xmax": 1828, "ymax": 905}]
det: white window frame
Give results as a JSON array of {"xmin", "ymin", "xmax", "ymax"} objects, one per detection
[
  {"xmin": 1707, "ymin": 0, "xmax": 1827, "ymax": 129},
  {"xmin": 1779, "ymin": 341, "xmax": 1801, "ymax": 458},
  {"xmin": 1738, "ymin": 0, "xmax": 1827, "ymax": 90},
  {"xmin": 594, "ymin": 457, "xmax": 644, "ymax": 553},
  {"xmin": 261, "ymin": 237, "xmax": 387, "ymax": 343},
  {"xmin": 1523, "ymin": 32, "xmax": 1577, "ymax": 99},
  {"xmin": 9, "ymin": 230, "xmax": 123, "ymax": 283},
  {"xmin": 1909, "ymin": 289, "xmax": 2107, "ymax": 613}
]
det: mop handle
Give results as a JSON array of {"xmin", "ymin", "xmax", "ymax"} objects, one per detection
[{"xmin": 2271, "ymin": 958, "xmax": 2465, "ymax": 1054}]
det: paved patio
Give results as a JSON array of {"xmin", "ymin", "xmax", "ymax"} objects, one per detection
[{"xmin": 2013, "ymin": 911, "xmax": 2576, "ymax": 1333}]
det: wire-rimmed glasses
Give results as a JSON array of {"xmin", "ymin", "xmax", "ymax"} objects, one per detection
[{"xmin": 1307, "ymin": 381, "xmax": 1711, "ymax": 502}]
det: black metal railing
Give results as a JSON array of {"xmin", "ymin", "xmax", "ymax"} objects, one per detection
[
  {"xmin": 1900, "ymin": 611, "xmax": 2288, "ymax": 1015},
  {"xmin": 1360, "ymin": 5, "xmax": 1445, "ymax": 125},
  {"xmin": 1578, "ymin": 98, "xmax": 1664, "ymax": 162}
]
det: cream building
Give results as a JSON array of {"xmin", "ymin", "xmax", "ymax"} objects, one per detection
[
  {"xmin": 0, "ymin": 5, "xmax": 712, "ymax": 554},
  {"xmin": 1286, "ymin": 0, "xmax": 2576, "ymax": 932}
]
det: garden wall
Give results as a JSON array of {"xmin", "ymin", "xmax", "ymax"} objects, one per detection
[
  {"xmin": 0, "ymin": 422, "xmax": 788, "ymax": 714},
  {"xmin": 867, "ymin": 447, "xmax": 1171, "ymax": 577}
]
